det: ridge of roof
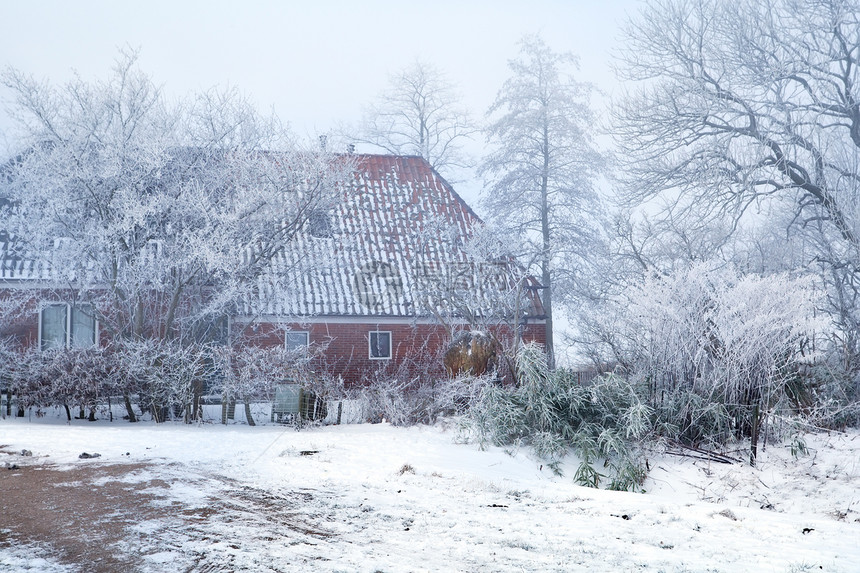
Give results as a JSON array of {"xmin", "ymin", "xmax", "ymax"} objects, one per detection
[{"xmin": 340, "ymin": 153, "xmax": 483, "ymax": 225}]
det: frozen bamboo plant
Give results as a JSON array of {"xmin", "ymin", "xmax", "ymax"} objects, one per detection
[{"xmin": 467, "ymin": 343, "xmax": 650, "ymax": 491}]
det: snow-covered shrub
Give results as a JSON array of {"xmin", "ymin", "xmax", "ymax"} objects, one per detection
[
  {"xmin": 0, "ymin": 340, "xmax": 16, "ymax": 415},
  {"xmin": 212, "ymin": 345, "xmax": 318, "ymax": 426},
  {"xmin": 790, "ymin": 361, "xmax": 860, "ymax": 430},
  {"xmin": 467, "ymin": 343, "xmax": 650, "ymax": 491},
  {"xmin": 47, "ymin": 347, "xmax": 115, "ymax": 420},
  {"xmin": 357, "ymin": 343, "xmax": 482, "ymax": 426},
  {"xmin": 148, "ymin": 343, "xmax": 214, "ymax": 423},
  {"xmin": 616, "ymin": 263, "xmax": 824, "ymax": 463},
  {"xmin": 358, "ymin": 373, "xmax": 484, "ymax": 427},
  {"xmin": 107, "ymin": 340, "xmax": 217, "ymax": 423},
  {"xmin": 1, "ymin": 347, "xmax": 34, "ymax": 416},
  {"xmin": 5, "ymin": 345, "xmax": 126, "ymax": 421}
]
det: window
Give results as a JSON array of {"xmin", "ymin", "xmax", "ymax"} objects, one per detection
[
  {"xmin": 285, "ymin": 331, "xmax": 310, "ymax": 352},
  {"xmin": 40, "ymin": 305, "xmax": 67, "ymax": 350},
  {"xmin": 307, "ymin": 209, "xmax": 333, "ymax": 238},
  {"xmin": 40, "ymin": 304, "xmax": 96, "ymax": 350},
  {"xmin": 369, "ymin": 331, "xmax": 392, "ymax": 359},
  {"xmin": 195, "ymin": 315, "xmax": 229, "ymax": 344}
]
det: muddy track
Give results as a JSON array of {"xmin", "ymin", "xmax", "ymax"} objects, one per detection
[{"xmin": 0, "ymin": 452, "xmax": 333, "ymax": 572}]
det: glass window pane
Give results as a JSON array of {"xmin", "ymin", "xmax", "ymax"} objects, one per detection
[
  {"xmin": 370, "ymin": 331, "xmax": 391, "ymax": 359},
  {"xmin": 286, "ymin": 331, "xmax": 309, "ymax": 351},
  {"xmin": 41, "ymin": 305, "xmax": 67, "ymax": 350},
  {"xmin": 70, "ymin": 306, "xmax": 96, "ymax": 348}
]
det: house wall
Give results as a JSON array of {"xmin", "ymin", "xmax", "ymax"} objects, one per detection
[
  {"xmin": 0, "ymin": 290, "xmax": 114, "ymax": 350},
  {"xmin": 237, "ymin": 318, "xmax": 547, "ymax": 386},
  {"xmin": 2, "ymin": 290, "xmax": 548, "ymax": 387},
  {"xmin": 0, "ymin": 291, "xmax": 41, "ymax": 349}
]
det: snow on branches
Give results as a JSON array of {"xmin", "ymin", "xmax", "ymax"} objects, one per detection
[
  {"xmin": 617, "ymin": 263, "xmax": 824, "ymax": 461},
  {"xmin": 0, "ymin": 49, "xmax": 351, "ymax": 345}
]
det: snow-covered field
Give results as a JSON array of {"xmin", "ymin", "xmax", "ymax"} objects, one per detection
[{"xmin": 1, "ymin": 414, "xmax": 858, "ymax": 572}]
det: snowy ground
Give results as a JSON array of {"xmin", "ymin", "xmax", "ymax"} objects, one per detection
[{"xmin": 1, "ymin": 413, "xmax": 858, "ymax": 572}]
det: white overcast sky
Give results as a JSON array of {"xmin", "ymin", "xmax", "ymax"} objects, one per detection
[{"xmin": 0, "ymin": 0, "xmax": 643, "ymax": 202}]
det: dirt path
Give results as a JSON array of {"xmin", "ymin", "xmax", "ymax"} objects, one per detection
[
  {"xmin": 0, "ymin": 450, "xmax": 333, "ymax": 573},
  {"xmin": 1, "ymin": 461, "xmax": 171, "ymax": 571}
]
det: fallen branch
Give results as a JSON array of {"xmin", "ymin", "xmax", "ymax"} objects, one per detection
[{"xmin": 666, "ymin": 442, "xmax": 740, "ymax": 464}]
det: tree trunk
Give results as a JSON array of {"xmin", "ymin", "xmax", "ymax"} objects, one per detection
[
  {"xmin": 542, "ymin": 260, "xmax": 554, "ymax": 370},
  {"xmin": 540, "ymin": 123, "xmax": 555, "ymax": 370},
  {"xmin": 244, "ymin": 399, "xmax": 256, "ymax": 427},
  {"xmin": 190, "ymin": 379, "xmax": 203, "ymax": 423},
  {"xmin": 64, "ymin": 403, "xmax": 72, "ymax": 422},
  {"xmin": 749, "ymin": 404, "xmax": 760, "ymax": 467},
  {"xmin": 163, "ymin": 274, "xmax": 192, "ymax": 340},
  {"xmin": 221, "ymin": 397, "xmax": 236, "ymax": 424},
  {"xmin": 133, "ymin": 295, "xmax": 144, "ymax": 340},
  {"xmin": 123, "ymin": 393, "xmax": 137, "ymax": 422}
]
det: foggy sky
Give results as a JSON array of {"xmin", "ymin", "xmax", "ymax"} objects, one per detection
[{"xmin": 0, "ymin": 0, "xmax": 643, "ymax": 203}]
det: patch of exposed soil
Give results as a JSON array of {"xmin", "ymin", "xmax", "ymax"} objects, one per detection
[
  {"xmin": 1, "ymin": 462, "xmax": 167, "ymax": 571},
  {"xmin": 0, "ymin": 456, "xmax": 332, "ymax": 573}
]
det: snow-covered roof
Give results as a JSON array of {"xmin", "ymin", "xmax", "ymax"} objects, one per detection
[
  {"xmin": 0, "ymin": 238, "xmax": 74, "ymax": 281},
  {"xmin": 0, "ymin": 154, "xmax": 544, "ymax": 319},
  {"xmin": 249, "ymin": 154, "xmax": 542, "ymax": 318}
]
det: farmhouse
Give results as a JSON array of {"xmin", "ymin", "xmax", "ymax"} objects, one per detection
[
  {"xmin": 1, "ymin": 153, "xmax": 546, "ymax": 388},
  {"xmin": 233, "ymin": 154, "xmax": 546, "ymax": 384}
]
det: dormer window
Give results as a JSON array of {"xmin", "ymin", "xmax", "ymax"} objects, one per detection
[{"xmin": 307, "ymin": 209, "xmax": 332, "ymax": 238}]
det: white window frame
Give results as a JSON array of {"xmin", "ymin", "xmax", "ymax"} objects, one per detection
[
  {"xmin": 368, "ymin": 330, "xmax": 392, "ymax": 360},
  {"xmin": 38, "ymin": 303, "xmax": 98, "ymax": 350},
  {"xmin": 285, "ymin": 330, "xmax": 310, "ymax": 352}
]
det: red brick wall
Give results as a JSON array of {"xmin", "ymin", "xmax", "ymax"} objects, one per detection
[
  {"xmin": 2, "ymin": 296, "xmax": 547, "ymax": 386},
  {"xmin": 0, "ymin": 292, "xmax": 114, "ymax": 350},
  {"xmin": 0, "ymin": 294, "xmax": 39, "ymax": 349},
  {"xmin": 238, "ymin": 319, "xmax": 547, "ymax": 386}
]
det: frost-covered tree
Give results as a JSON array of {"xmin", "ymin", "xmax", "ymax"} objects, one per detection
[
  {"xmin": 607, "ymin": 263, "xmax": 823, "ymax": 464},
  {"xmin": 0, "ymin": 50, "xmax": 349, "ymax": 347},
  {"xmin": 481, "ymin": 35, "xmax": 606, "ymax": 368},
  {"xmin": 614, "ymin": 0, "xmax": 860, "ymax": 372},
  {"xmin": 349, "ymin": 60, "xmax": 477, "ymax": 177},
  {"xmin": 0, "ymin": 51, "xmax": 351, "ymax": 421}
]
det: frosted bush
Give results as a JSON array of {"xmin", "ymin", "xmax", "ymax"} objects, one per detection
[{"xmin": 619, "ymin": 263, "xmax": 825, "ymax": 463}]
